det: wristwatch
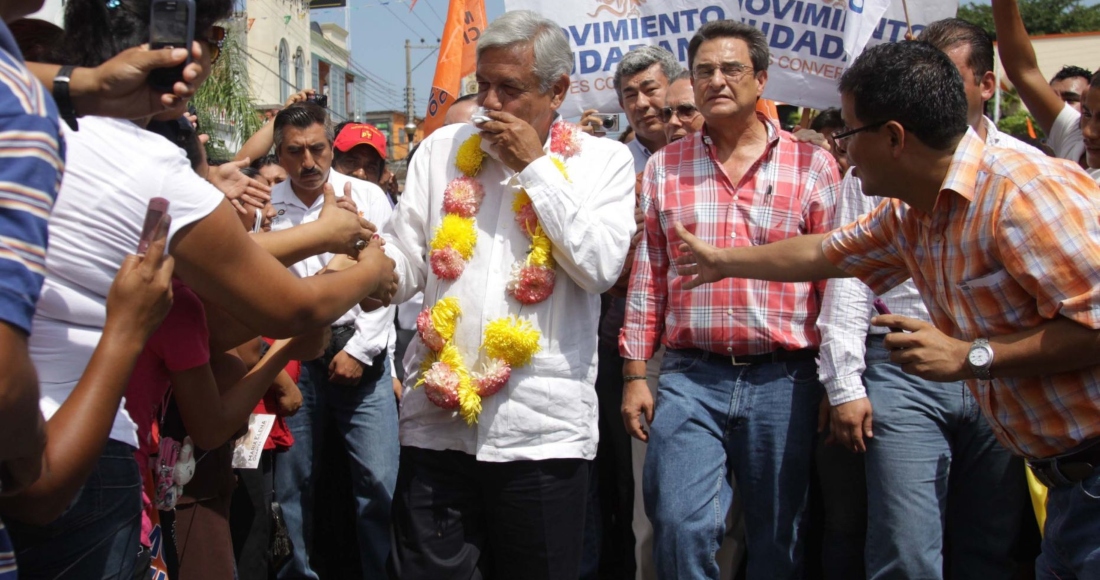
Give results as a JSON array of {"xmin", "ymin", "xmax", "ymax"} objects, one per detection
[
  {"xmin": 53, "ymin": 65, "xmax": 79, "ymax": 131},
  {"xmin": 967, "ymin": 338, "xmax": 995, "ymax": 381}
]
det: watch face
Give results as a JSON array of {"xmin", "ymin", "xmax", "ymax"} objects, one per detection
[{"xmin": 969, "ymin": 348, "xmax": 992, "ymax": 367}]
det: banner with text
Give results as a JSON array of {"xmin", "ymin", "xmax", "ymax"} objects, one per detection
[{"xmin": 502, "ymin": 0, "xmax": 956, "ymax": 115}]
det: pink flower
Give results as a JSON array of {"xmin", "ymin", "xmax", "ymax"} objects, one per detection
[
  {"xmin": 443, "ymin": 177, "xmax": 485, "ymax": 218},
  {"xmin": 507, "ymin": 264, "xmax": 556, "ymax": 305},
  {"xmin": 416, "ymin": 309, "xmax": 445, "ymax": 352},
  {"xmin": 475, "ymin": 359, "xmax": 512, "ymax": 397},
  {"xmin": 430, "ymin": 247, "xmax": 466, "ymax": 280},
  {"xmin": 550, "ymin": 123, "xmax": 582, "ymax": 158},
  {"xmin": 514, "ymin": 203, "xmax": 538, "ymax": 238},
  {"xmin": 423, "ymin": 362, "xmax": 461, "ymax": 410}
]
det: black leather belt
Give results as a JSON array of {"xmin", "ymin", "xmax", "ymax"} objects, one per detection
[
  {"xmin": 671, "ymin": 347, "xmax": 818, "ymax": 367},
  {"xmin": 1028, "ymin": 440, "xmax": 1100, "ymax": 488}
]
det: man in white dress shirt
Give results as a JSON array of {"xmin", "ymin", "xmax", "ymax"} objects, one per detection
[
  {"xmin": 814, "ymin": 19, "xmax": 1036, "ymax": 579},
  {"xmin": 383, "ymin": 11, "xmax": 636, "ymax": 580},
  {"xmin": 266, "ymin": 102, "xmax": 399, "ymax": 580}
]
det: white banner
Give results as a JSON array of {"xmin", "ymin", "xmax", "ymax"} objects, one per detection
[{"xmin": 503, "ymin": 0, "xmax": 956, "ymax": 115}]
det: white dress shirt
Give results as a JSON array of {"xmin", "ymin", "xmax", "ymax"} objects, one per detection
[
  {"xmin": 627, "ymin": 138, "xmax": 653, "ymax": 174},
  {"xmin": 816, "ymin": 122, "xmax": 1044, "ymax": 405},
  {"xmin": 383, "ymin": 119, "xmax": 636, "ymax": 462},
  {"xmin": 269, "ymin": 168, "xmax": 395, "ymax": 365}
]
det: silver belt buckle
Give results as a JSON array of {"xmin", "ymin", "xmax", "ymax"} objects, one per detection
[{"xmin": 730, "ymin": 355, "xmax": 751, "ymax": 366}]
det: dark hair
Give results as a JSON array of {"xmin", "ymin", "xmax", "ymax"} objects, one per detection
[
  {"xmin": 839, "ymin": 41, "xmax": 968, "ymax": 151},
  {"xmin": 917, "ymin": 18, "xmax": 994, "ymax": 82},
  {"xmin": 58, "ymin": 0, "xmax": 231, "ymax": 68},
  {"xmin": 333, "ymin": 121, "xmax": 352, "ymax": 139},
  {"xmin": 671, "ymin": 69, "xmax": 692, "ymax": 83},
  {"xmin": 1091, "ymin": 71, "xmax": 1100, "ymax": 91},
  {"xmin": 251, "ymin": 154, "xmax": 280, "ymax": 170},
  {"xmin": 810, "ymin": 108, "xmax": 844, "ymax": 134},
  {"xmin": 273, "ymin": 102, "xmax": 331, "ymax": 152},
  {"xmin": 240, "ymin": 166, "xmax": 260, "ymax": 179},
  {"xmin": 1053, "ymin": 65, "xmax": 1094, "ymax": 84},
  {"xmin": 146, "ymin": 115, "xmax": 203, "ymax": 170},
  {"xmin": 10, "ymin": 19, "xmax": 65, "ymax": 63},
  {"xmin": 688, "ymin": 20, "xmax": 769, "ymax": 73}
]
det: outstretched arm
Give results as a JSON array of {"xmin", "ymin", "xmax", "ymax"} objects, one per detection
[{"xmin": 991, "ymin": 0, "xmax": 1065, "ymax": 133}]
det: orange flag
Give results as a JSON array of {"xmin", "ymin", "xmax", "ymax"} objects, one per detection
[
  {"xmin": 1026, "ymin": 116, "xmax": 1037, "ymax": 139},
  {"xmin": 423, "ymin": 0, "xmax": 486, "ymax": 136}
]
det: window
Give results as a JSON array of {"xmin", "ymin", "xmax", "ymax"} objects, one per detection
[
  {"xmin": 294, "ymin": 48, "xmax": 305, "ymax": 91},
  {"xmin": 278, "ymin": 39, "xmax": 290, "ymax": 102}
]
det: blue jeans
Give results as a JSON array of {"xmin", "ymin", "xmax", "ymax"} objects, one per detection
[
  {"xmin": 862, "ymin": 336, "xmax": 1026, "ymax": 580},
  {"xmin": 1036, "ymin": 466, "xmax": 1100, "ymax": 578},
  {"xmin": 7, "ymin": 439, "xmax": 144, "ymax": 580},
  {"xmin": 274, "ymin": 350, "xmax": 399, "ymax": 580},
  {"xmin": 643, "ymin": 349, "xmax": 821, "ymax": 580}
]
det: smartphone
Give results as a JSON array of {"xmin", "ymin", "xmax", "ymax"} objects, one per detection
[
  {"xmin": 137, "ymin": 198, "xmax": 170, "ymax": 256},
  {"xmin": 147, "ymin": 0, "xmax": 196, "ymax": 92},
  {"xmin": 306, "ymin": 94, "xmax": 329, "ymax": 109},
  {"xmin": 252, "ymin": 208, "xmax": 263, "ymax": 233},
  {"xmin": 597, "ymin": 113, "xmax": 620, "ymax": 132},
  {"xmin": 872, "ymin": 298, "xmax": 904, "ymax": 333}
]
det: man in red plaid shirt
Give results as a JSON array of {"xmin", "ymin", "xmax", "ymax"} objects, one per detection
[{"xmin": 618, "ymin": 20, "xmax": 840, "ymax": 580}]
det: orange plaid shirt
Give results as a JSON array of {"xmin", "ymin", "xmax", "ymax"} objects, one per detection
[{"xmin": 823, "ymin": 130, "xmax": 1100, "ymax": 459}]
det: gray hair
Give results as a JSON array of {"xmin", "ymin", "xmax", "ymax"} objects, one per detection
[
  {"xmin": 273, "ymin": 102, "xmax": 333, "ymax": 153},
  {"xmin": 613, "ymin": 46, "xmax": 683, "ymax": 102},
  {"xmin": 477, "ymin": 10, "xmax": 572, "ymax": 94}
]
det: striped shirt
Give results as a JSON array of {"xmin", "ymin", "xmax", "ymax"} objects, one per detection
[
  {"xmin": 0, "ymin": 517, "xmax": 14, "ymax": 579},
  {"xmin": 0, "ymin": 20, "xmax": 63, "ymax": 335},
  {"xmin": 620, "ymin": 115, "xmax": 839, "ymax": 361},
  {"xmin": 823, "ymin": 129, "xmax": 1100, "ymax": 459}
]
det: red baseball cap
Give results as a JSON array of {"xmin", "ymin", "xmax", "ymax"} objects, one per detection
[{"xmin": 334, "ymin": 123, "xmax": 387, "ymax": 160}]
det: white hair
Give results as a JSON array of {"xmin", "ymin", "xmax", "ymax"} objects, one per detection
[{"xmin": 477, "ymin": 10, "xmax": 572, "ymax": 94}]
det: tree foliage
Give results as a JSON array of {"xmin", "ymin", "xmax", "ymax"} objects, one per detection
[
  {"xmin": 192, "ymin": 20, "xmax": 262, "ymax": 160},
  {"xmin": 957, "ymin": 0, "xmax": 1100, "ymax": 39}
]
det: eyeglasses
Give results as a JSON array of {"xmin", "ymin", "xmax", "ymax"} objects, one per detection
[
  {"xmin": 831, "ymin": 120, "xmax": 889, "ymax": 148},
  {"xmin": 659, "ymin": 103, "xmax": 699, "ymax": 123},
  {"xmin": 692, "ymin": 62, "xmax": 755, "ymax": 82},
  {"xmin": 203, "ymin": 25, "xmax": 226, "ymax": 65}
]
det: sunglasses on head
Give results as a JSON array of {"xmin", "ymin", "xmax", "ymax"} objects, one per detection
[{"xmin": 203, "ymin": 25, "xmax": 226, "ymax": 64}]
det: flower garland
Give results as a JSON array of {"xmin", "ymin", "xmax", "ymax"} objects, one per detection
[{"xmin": 414, "ymin": 122, "xmax": 582, "ymax": 424}]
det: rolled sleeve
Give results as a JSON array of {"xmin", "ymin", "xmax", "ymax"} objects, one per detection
[{"xmin": 821, "ymin": 198, "xmax": 910, "ymax": 296}]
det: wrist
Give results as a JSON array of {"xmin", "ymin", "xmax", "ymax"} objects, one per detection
[
  {"xmin": 100, "ymin": 320, "xmax": 150, "ymax": 354},
  {"xmin": 67, "ymin": 67, "xmax": 101, "ymax": 118}
]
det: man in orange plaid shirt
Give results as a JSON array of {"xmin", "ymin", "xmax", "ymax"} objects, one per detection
[{"xmin": 674, "ymin": 40, "xmax": 1100, "ymax": 579}]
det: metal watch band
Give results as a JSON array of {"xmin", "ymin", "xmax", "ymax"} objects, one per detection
[{"xmin": 970, "ymin": 337, "xmax": 993, "ymax": 381}]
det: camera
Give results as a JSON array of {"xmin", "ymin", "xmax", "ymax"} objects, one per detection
[
  {"xmin": 597, "ymin": 113, "xmax": 620, "ymax": 132},
  {"xmin": 306, "ymin": 94, "xmax": 329, "ymax": 109}
]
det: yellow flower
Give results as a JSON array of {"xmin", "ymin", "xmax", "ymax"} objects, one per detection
[
  {"xmin": 458, "ymin": 383, "xmax": 482, "ymax": 425},
  {"xmin": 456, "ymin": 134, "xmax": 486, "ymax": 177},
  {"xmin": 550, "ymin": 156, "xmax": 570, "ymax": 182},
  {"xmin": 430, "ymin": 214, "xmax": 478, "ymax": 260},
  {"xmin": 483, "ymin": 316, "xmax": 542, "ymax": 368},
  {"xmin": 512, "ymin": 190, "xmax": 532, "ymax": 214},
  {"xmin": 413, "ymin": 350, "xmax": 438, "ymax": 389},
  {"xmin": 527, "ymin": 227, "xmax": 554, "ymax": 268},
  {"xmin": 430, "ymin": 297, "xmax": 462, "ymax": 341}
]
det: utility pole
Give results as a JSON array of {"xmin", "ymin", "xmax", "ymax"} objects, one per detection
[{"xmin": 404, "ymin": 40, "xmax": 440, "ymax": 148}]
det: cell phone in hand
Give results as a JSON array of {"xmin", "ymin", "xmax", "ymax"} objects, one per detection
[
  {"xmin": 137, "ymin": 198, "xmax": 170, "ymax": 256},
  {"xmin": 147, "ymin": 0, "xmax": 196, "ymax": 92},
  {"xmin": 872, "ymin": 298, "xmax": 904, "ymax": 333}
]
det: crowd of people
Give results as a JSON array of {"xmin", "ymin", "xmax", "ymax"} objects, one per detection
[{"xmin": 1, "ymin": 0, "xmax": 1100, "ymax": 578}]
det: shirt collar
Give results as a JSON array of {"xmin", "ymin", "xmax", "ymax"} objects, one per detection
[
  {"xmin": 939, "ymin": 128, "xmax": 984, "ymax": 203},
  {"xmin": 271, "ymin": 173, "xmax": 324, "ymax": 211},
  {"xmin": 981, "ymin": 116, "xmax": 1005, "ymax": 148},
  {"xmin": 700, "ymin": 112, "xmax": 780, "ymax": 148},
  {"xmin": 0, "ymin": 21, "xmax": 21, "ymax": 62}
]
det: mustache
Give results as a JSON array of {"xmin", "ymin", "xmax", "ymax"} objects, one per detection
[{"xmin": 300, "ymin": 168, "xmax": 322, "ymax": 177}]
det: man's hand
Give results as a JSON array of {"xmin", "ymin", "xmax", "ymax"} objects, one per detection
[
  {"xmin": 361, "ymin": 239, "xmax": 399, "ymax": 308},
  {"xmin": 875, "ymin": 315, "xmax": 971, "ymax": 382},
  {"xmin": 317, "ymin": 183, "xmax": 374, "ymax": 256},
  {"xmin": 284, "ymin": 88, "xmax": 316, "ymax": 109},
  {"xmin": 792, "ymin": 128, "xmax": 831, "ymax": 152},
  {"xmin": 208, "ymin": 158, "xmax": 272, "ymax": 214},
  {"xmin": 477, "ymin": 111, "xmax": 546, "ymax": 173},
  {"xmin": 672, "ymin": 222, "xmax": 727, "ymax": 290},
  {"xmin": 829, "ymin": 398, "xmax": 874, "ymax": 453},
  {"xmin": 69, "ymin": 42, "xmax": 206, "ymax": 119},
  {"xmin": 578, "ymin": 108, "xmax": 606, "ymax": 136},
  {"xmin": 621, "ymin": 379, "xmax": 655, "ymax": 442},
  {"xmin": 392, "ymin": 377, "xmax": 403, "ymax": 402},
  {"xmin": 329, "ymin": 350, "xmax": 365, "ymax": 386},
  {"xmin": 271, "ymin": 379, "xmax": 303, "ymax": 417}
]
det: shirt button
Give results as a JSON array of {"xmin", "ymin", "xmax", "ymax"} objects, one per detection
[
  {"xmin": 727, "ymin": 347, "xmax": 733, "ymax": 353},
  {"xmin": 727, "ymin": 308, "xmax": 734, "ymax": 316}
]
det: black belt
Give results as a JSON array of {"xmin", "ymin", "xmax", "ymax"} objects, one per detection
[
  {"xmin": 1028, "ymin": 439, "xmax": 1100, "ymax": 488},
  {"xmin": 671, "ymin": 347, "xmax": 817, "ymax": 366}
]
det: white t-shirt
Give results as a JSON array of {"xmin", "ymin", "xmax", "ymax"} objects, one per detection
[
  {"xmin": 1047, "ymin": 102, "xmax": 1100, "ymax": 183},
  {"xmin": 30, "ymin": 116, "xmax": 224, "ymax": 447}
]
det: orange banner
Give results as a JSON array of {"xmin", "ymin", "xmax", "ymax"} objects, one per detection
[{"xmin": 422, "ymin": 0, "xmax": 486, "ymax": 136}]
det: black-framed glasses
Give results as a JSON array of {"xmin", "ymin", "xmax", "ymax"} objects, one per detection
[
  {"xmin": 204, "ymin": 25, "xmax": 226, "ymax": 64},
  {"xmin": 692, "ymin": 62, "xmax": 755, "ymax": 82},
  {"xmin": 659, "ymin": 103, "xmax": 699, "ymax": 123},
  {"xmin": 831, "ymin": 120, "xmax": 889, "ymax": 148}
]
